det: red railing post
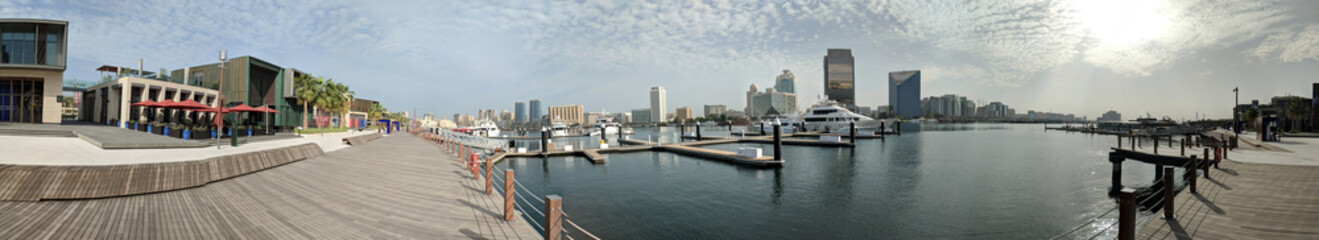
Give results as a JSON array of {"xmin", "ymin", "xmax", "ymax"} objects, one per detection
[
  {"xmin": 545, "ymin": 195, "xmax": 563, "ymax": 240},
  {"xmin": 505, "ymin": 170, "xmax": 516, "ymax": 221}
]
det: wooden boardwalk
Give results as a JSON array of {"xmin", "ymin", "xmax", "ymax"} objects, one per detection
[
  {"xmin": 1138, "ymin": 159, "xmax": 1319, "ymax": 239},
  {"xmin": 0, "ymin": 134, "xmax": 541, "ymax": 239}
]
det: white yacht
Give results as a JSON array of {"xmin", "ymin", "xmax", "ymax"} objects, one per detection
[
  {"xmin": 588, "ymin": 116, "xmax": 632, "ymax": 136},
  {"xmin": 472, "ymin": 119, "xmax": 501, "ymax": 137},
  {"xmin": 801, "ymin": 101, "xmax": 898, "ymax": 133},
  {"xmin": 549, "ymin": 122, "xmax": 570, "ymax": 136},
  {"xmin": 756, "ymin": 115, "xmax": 799, "ymax": 133}
]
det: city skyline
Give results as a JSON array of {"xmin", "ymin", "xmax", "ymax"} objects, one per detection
[{"xmin": 13, "ymin": 0, "xmax": 1319, "ymax": 120}]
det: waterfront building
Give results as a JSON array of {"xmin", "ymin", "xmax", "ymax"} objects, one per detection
[
  {"xmin": 500, "ymin": 110, "xmax": 513, "ymax": 126},
  {"xmin": 976, "ymin": 101, "xmax": 1010, "ymax": 119},
  {"xmin": 674, "ymin": 107, "xmax": 693, "ymax": 122},
  {"xmin": 704, "ymin": 104, "xmax": 726, "ymax": 117},
  {"xmin": 774, "ymin": 70, "xmax": 796, "ymax": 94},
  {"xmin": 514, "ymin": 102, "xmax": 526, "ymax": 123},
  {"xmin": 1099, "ymin": 110, "xmax": 1121, "ymax": 122},
  {"xmin": 584, "ymin": 112, "xmax": 606, "ymax": 125},
  {"xmin": 165, "ymin": 55, "xmax": 310, "ymax": 130},
  {"xmin": 529, "ymin": 99, "xmax": 542, "ymax": 123},
  {"xmin": 746, "ymin": 84, "xmax": 759, "ymax": 116},
  {"xmin": 631, "ymin": 108, "xmax": 650, "ymax": 123},
  {"xmin": 724, "ymin": 110, "xmax": 747, "ymax": 120},
  {"xmin": 749, "ymin": 88, "xmax": 798, "ymax": 119},
  {"xmin": 83, "ymin": 76, "xmax": 219, "ymax": 128},
  {"xmin": 889, "ymin": 70, "xmax": 921, "ymax": 119},
  {"xmin": 548, "ymin": 104, "xmax": 584, "ymax": 125},
  {"xmin": 824, "ymin": 49, "xmax": 855, "ymax": 108},
  {"xmin": 345, "ymin": 98, "xmax": 377, "ymax": 128},
  {"xmin": 0, "ymin": 19, "xmax": 67, "ymax": 123},
  {"xmin": 650, "ymin": 86, "xmax": 667, "ymax": 123}
]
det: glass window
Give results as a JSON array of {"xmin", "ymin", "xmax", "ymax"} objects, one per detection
[
  {"xmin": 1, "ymin": 24, "xmax": 38, "ymax": 64},
  {"xmin": 45, "ymin": 25, "xmax": 62, "ymax": 66}
]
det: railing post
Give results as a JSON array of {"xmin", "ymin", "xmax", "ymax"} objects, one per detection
[
  {"xmin": 471, "ymin": 154, "xmax": 480, "ymax": 178},
  {"xmin": 486, "ymin": 156, "xmax": 494, "ymax": 195},
  {"xmin": 1118, "ymin": 135, "xmax": 1122, "ymax": 148},
  {"xmin": 1118, "ymin": 188, "xmax": 1136, "ymax": 240},
  {"xmin": 1189, "ymin": 155, "xmax": 1198, "ymax": 193},
  {"xmin": 1167, "ymin": 136, "xmax": 1172, "ymax": 148},
  {"xmin": 1109, "ymin": 154, "xmax": 1124, "ymax": 190},
  {"xmin": 504, "ymin": 170, "xmax": 516, "ymax": 221},
  {"xmin": 1181, "ymin": 138, "xmax": 1185, "ymax": 156},
  {"xmin": 1163, "ymin": 166, "xmax": 1175, "ymax": 220},
  {"xmin": 545, "ymin": 195, "xmax": 563, "ymax": 240},
  {"xmin": 1154, "ymin": 136, "xmax": 1159, "ymax": 154}
]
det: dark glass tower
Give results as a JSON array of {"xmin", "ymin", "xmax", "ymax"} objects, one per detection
[{"xmin": 824, "ymin": 49, "xmax": 854, "ymax": 107}]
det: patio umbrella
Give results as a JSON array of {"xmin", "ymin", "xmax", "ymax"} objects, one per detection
[
  {"xmin": 224, "ymin": 104, "xmax": 266, "ymax": 138},
  {"xmin": 256, "ymin": 106, "xmax": 281, "ymax": 134},
  {"xmin": 130, "ymin": 100, "xmax": 159, "ymax": 124}
]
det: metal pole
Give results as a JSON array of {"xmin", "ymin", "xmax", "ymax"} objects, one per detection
[{"xmin": 773, "ymin": 124, "xmax": 782, "ymax": 161}]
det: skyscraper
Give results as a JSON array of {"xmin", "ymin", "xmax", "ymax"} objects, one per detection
[
  {"xmin": 529, "ymin": 99, "xmax": 543, "ymax": 123},
  {"xmin": 889, "ymin": 70, "xmax": 921, "ymax": 119},
  {"xmin": 824, "ymin": 49, "xmax": 855, "ymax": 107},
  {"xmin": 651, "ymin": 87, "xmax": 667, "ymax": 123},
  {"xmin": 515, "ymin": 102, "xmax": 527, "ymax": 123},
  {"xmin": 746, "ymin": 84, "xmax": 759, "ymax": 116},
  {"xmin": 775, "ymin": 70, "xmax": 796, "ymax": 94},
  {"xmin": 704, "ymin": 104, "xmax": 727, "ymax": 117}
]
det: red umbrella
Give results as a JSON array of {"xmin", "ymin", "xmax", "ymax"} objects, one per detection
[
  {"xmin": 130, "ymin": 100, "xmax": 159, "ymax": 107},
  {"xmin": 171, "ymin": 99, "xmax": 212, "ymax": 110},
  {"xmin": 194, "ymin": 107, "xmax": 230, "ymax": 113},
  {"xmin": 227, "ymin": 104, "xmax": 262, "ymax": 112},
  {"xmin": 256, "ymin": 106, "xmax": 280, "ymax": 113},
  {"xmin": 157, "ymin": 99, "xmax": 178, "ymax": 107}
]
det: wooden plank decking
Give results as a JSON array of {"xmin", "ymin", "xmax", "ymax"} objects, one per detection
[
  {"xmin": 1137, "ymin": 159, "xmax": 1319, "ymax": 239},
  {"xmin": 0, "ymin": 134, "xmax": 541, "ymax": 239}
]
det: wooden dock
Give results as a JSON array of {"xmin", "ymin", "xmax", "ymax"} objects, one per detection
[
  {"xmin": 1137, "ymin": 159, "xmax": 1319, "ymax": 239},
  {"xmin": 0, "ymin": 134, "xmax": 541, "ymax": 239}
]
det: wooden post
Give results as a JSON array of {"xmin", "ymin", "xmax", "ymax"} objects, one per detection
[
  {"xmin": 545, "ymin": 195, "xmax": 563, "ymax": 240},
  {"xmin": 880, "ymin": 121, "xmax": 886, "ymax": 135},
  {"xmin": 486, "ymin": 156, "xmax": 494, "ymax": 195},
  {"xmin": 1130, "ymin": 136, "xmax": 1136, "ymax": 151},
  {"xmin": 471, "ymin": 154, "xmax": 480, "ymax": 178},
  {"xmin": 1118, "ymin": 188, "xmax": 1136, "ymax": 240},
  {"xmin": 1110, "ymin": 154, "xmax": 1124, "ymax": 190},
  {"xmin": 849, "ymin": 122, "xmax": 857, "ymax": 145},
  {"xmin": 1163, "ymin": 166, "xmax": 1175, "ymax": 220},
  {"xmin": 773, "ymin": 124, "xmax": 782, "ymax": 161},
  {"xmin": 1154, "ymin": 136, "xmax": 1158, "ymax": 154},
  {"xmin": 1189, "ymin": 155, "xmax": 1198, "ymax": 193},
  {"xmin": 1180, "ymin": 138, "xmax": 1185, "ymax": 156},
  {"xmin": 504, "ymin": 170, "xmax": 516, "ymax": 221},
  {"xmin": 1118, "ymin": 135, "xmax": 1122, "ymax": 148}
]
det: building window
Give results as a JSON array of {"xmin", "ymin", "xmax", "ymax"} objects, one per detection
[
  {"xmin": 1, "ymin": 24, "xmax": 38, "ymax": 65},
  {"xmin": 44, "ymin": 25, "xmax": 62, "ymax": 66}
]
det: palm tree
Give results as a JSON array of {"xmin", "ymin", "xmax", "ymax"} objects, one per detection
[
  {"xmin": 294, "ymin": 75, "xmax": 323, "ymax": 130},
  {"xmin": 1243, "ymin": 107, "xmax": 1259, "ymax": 131},
  {"xmin": 369, "ymin": 103, "xmax": 386, "ymax": 130},
  {"xmin": 1285, "ymin": 98, "xmax": 1309, "ymax": 132}
]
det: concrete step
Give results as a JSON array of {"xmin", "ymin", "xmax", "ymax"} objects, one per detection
[{"xmin": 0, "ymin": 129, "xmax": 76, "ymax": 138}]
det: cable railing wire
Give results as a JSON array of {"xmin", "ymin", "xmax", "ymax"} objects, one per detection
[
  {"xmin": 1048, "ymin": 206, "xmax": 1119, "ymax": 240},
  {"xmin": 485, "ymin": 159, "xmax": 601, "ymax": 239}
]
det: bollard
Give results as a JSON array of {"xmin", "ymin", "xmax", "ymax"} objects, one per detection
[
  {"xmin": 696, "ymin": 124, "xmax": 702, "ymax": 140},
  {"xmin": 504, "ymin": 170, "xmax": 516, "ymax": 221},
  {"xmin": 880, "ymin": 121, "xmax": 886, "ymax": 135},
  {"xmin": 486, "ymin": 156, "xmax": 494, "ymax": 195},
  {"xmin": 1163, "ymin": 166, "xmax": 1175, "ymax": 220},
  {"xmin": 545, "ymin": 195, "xmax": 564, "ymax": 240},
  {"xmin": 1118, "ymin": 188, "xmax": 1136, "ymax": 240},
  {"xmin": 541, "ymin": 130, "xmax": 549, "ymax": 154},
  {"xmin": 849, "ymin": 122, "xmax": 857, "ymax": 145},
  {"xmin": 679, "ymin": 124, "xmax": 686, "ymax": 142},
  {"xmin": 1189, "ymin": 155, "xmax": 1198, "ymax": 193},
  {"xmin": 773, "ymin": 124, "xmax": 782, "ymax": 161}
]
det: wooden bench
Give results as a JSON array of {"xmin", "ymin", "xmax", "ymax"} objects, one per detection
[{"xmin": 0, "ymin": 143, "xmax": 324, "ymax": 201}]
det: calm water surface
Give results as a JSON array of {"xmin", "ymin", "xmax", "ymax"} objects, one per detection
[{"xmin": 498, "ymin": 123, "xmax": 1163, "ymax": 239}]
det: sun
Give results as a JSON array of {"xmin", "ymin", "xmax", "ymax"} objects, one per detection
[{"xmin": 1073, "ymin": 0, "xmax": 1174, "ymax": 47}]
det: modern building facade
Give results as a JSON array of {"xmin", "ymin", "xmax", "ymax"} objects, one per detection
[
  {"xmin": 82, "ymin": 77, "xmax": 220, "ymax": 128},
  {"xmin": 889, "ymin": 70, "xmax": 921, "ymax": 119},
  {"xmin": 746, "ymin": 84, "xmax": 759, "ymax": 115},
  {"xmin": 824, "ymin": 49, "xmax": 854, "ymax": 107},
  {"xmin": 650, "ymin": 86, "xmax": 667, "ymax": 123},
  {"xmin": 346, "ymin": 98, "xmax": 377, "ymax": 128},
  {"xmin": 169, "ymin": 55, "xmax": 308, "ymax": 130},
  {"xmin": 750, "ymin": 88, "xmax": 798, "ymax": 118},
  {"xmin": 704, "ymin": 104, "xmax": 726, "ymax": 117},
  {"xmin": 0, "ymin": 19, "xmax": 67, "ymax": 123},
  {"xmin": 529, "ymin": 99, "xmax": 542, "ymax": 123},
  {"xmin": 515, "ymin": 101, "xmax": 526, "ymax": 123},
  {"xmin": 548, "ymin": 104, "xmax": 584, "ymax": 125},
  {"xmin": 631, "ymin": 108, "xmax": 651, "ymax": 123},
  {"xmin": 922, "ymin": 94, "xmax": 975, "ymax": 118},
  {"xmin": 674, "ymin": 107, "xmax": 693, "ymax": 122},
  {"xmin": 775, "ymin": 70, "xmax": 796, "ymax": 94}
]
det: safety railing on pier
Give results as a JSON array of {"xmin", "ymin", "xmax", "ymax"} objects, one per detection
[
  {"xmin": 426, "ymin": 127, "xmax": 508, "ymax": 151},
  {"xmin": 486, "ymin": 163, "xmax": 601, "ymax": 240}
]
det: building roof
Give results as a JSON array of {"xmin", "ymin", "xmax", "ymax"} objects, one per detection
[{"xmin": 95, "ymin": 65, "xmax": 156, "ymax": 75}]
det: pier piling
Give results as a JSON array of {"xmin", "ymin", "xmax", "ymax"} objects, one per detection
[
  {"xmin": 1204, "ymin": 148, "xmax": 1211, "ymax": 177},
  {"xmin": 849, "ymin": 122, "xmax": 857, "ymax": 145},
  {"xmin": 1110, "ymin": 154, "xmax": 1124, "ymax": 190},
  {"xmin": 545, "ymin": 195, "xmax": 564, "ymax": 240},
  {"xmin": 541, "ymin": 130, "xmax": 548, "ymax": 154},
  {"xmin": 696, "ymin": 124, "xmax": 702, "ymax": 141},
  {"xmin": 680, "ymin": 125, "xmax": 686, "ymax": 142},
  {"xmin": 1181, "ymin": 138, "xmax": 1185, "ymax": 156},
  {"xmin": 1189, "ymin": 155, "xmax": 1198, "ymax": 193},
  {"xmin": 1154, "ymin": 137, "xmax": 1159, "ymax": 154},
  {"xmin": 773, "ymin": 124, "xmax": 782, "ymax": 161},
  {"xmin": 1119, "ymin": 188, "xmax": 1136, "ymax": 240},
  {"xmin": 504, "ymin": 170, "xmax": 516, "ymax": 221},
  {"xmin": 1163, "ymin": 166, "xmax": 1175, "ymax": 220},
  {"xmin": 1118, "ymin": 135, "xmax": 1122, "ymax": 148}
]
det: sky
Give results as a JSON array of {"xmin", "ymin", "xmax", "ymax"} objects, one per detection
[{"xmin": 7, "ymin": 0, "xmax": 1319, "ymax": 121}]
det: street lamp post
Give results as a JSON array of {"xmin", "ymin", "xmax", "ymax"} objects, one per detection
[
  {"xmin": 217, "ymin": 50, "xmax": 227, "ymax": 149},
  {"xmin": 1234, "ymin": 87, "xmax": 1239, "ymax": 134}
]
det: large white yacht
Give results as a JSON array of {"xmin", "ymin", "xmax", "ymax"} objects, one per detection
[
  {"xmin": 548, "ymin": 122, "xmax": 570, "ymax": 136},
  {"xmin": 588, "ymin": 116, "xmax": 631, "ymax": 136},
  {"xmin": 756, "ymin": 115, "xmax": 799, "ymax": 133},
  {"xmin": 801, "ymin": 101, "xmax": 898, "ymax": 133},
  {"xmin": 471, "ymin": 119, "xmax": 501, "ymax": 137}
]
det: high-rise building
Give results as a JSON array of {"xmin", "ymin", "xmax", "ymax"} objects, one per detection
[
  {"xmin": 515, "ymin": 102, "xmax": 527, "ymax": 123},
  {"xmin": 529, "ymin": 99, "xmax": 543, "ymax": 123},
  {"xmin": 651, "ymin": 87, "xmax": 667, "ymax": 123},
  {"xmin": 746, "ymin": 84, "xmax": 759, "ymax": 116},
  {"xmin": 675, "ymin": 107, "xmax": 693, "ymax": 122},
  {"xmin": 704, "ymin": 104, "xmax": 727, "ymax": 117},
  {"xmin": 632, "ymin": 108, "xmax": 651, "ymax": 123},
  {"xmin": 889, "ymin": 70, "xmax": 921, "ymax": 119},
  {"xmin": 548, "ymin": 104, "xmax": 584, "ymax": 125},
  {"xmin": 774, "ymin": 70, "xmax": 796, "ymax": 94},
  {"xmin": 824, "ymin": 49, "xmax": 855, "ymax": 107}
]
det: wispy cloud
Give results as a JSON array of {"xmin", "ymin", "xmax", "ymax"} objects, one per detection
[{"xmin": 1248, "ymin": 24, "xmax": 1319, "ymax": 62}]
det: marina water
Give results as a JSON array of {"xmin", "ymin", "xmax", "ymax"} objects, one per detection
[{"xmin": 501, "ymin": 123, "xmax": 1159, "ymax": 239}]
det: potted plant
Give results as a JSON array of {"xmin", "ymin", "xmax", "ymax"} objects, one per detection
[
  {"xmin": 169, "ymin": 123, "xmax": 185, "ymax": 138},
  {"xmin": 235, "ymin": 125, "xmax": 251, "ymax": 137},
  {"xmin": 138, "ymin": 121, "xmax": 148, "ymax": 132},
  {"xmin": 192, "ymin": 125, "xmax": 211, "ymax": 139},
  {"xmin": 150, "ymin": 122, "xmax": 163, "ymax": 134},
  {"xmin": 110, "ymin": 118, "xmax": 118, "ymax": 127}
]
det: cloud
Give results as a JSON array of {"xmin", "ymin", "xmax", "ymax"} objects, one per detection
[{"xmin": 1248, "ymin": 24, "xmax": 1319, "ymax": 62}]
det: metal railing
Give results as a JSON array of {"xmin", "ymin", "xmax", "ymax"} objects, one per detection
[{"xmin": 429, "ymin": 127, "xmax": 508, "ymax": 151}]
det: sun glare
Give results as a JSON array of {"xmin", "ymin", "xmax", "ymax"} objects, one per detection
[{"xmin": 1074, "ymin": 0, "xmax": 1174, "ymax": 47}]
